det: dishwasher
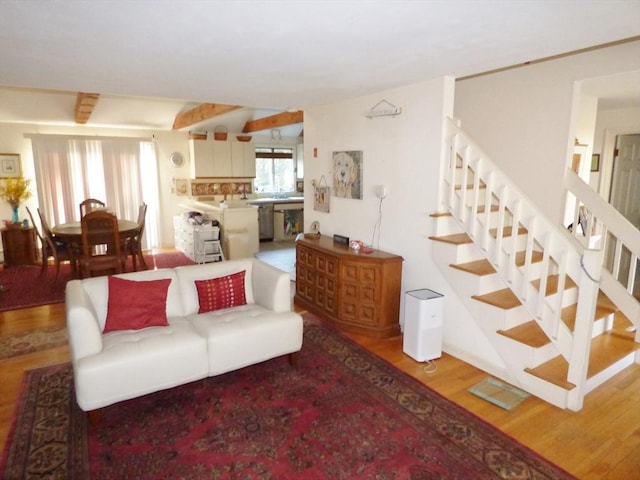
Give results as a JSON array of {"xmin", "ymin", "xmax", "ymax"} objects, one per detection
[{"xmin": 258, "ymin": 202, "xmax": 274, "ymax": 241}]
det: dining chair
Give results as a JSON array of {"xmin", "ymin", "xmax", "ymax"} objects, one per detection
[
  {"xmin": 79, "ymin": 198, "xmax": 106, "ymax": 218},
  {"xmin": 122, "ymin": 202, "xmax": 148, "ymax": 271},
  {"xmin": 79, "ymin": 210, "xmax": 124, "ymax": 278},
  {"xmin": 29, "ymin": 207, "xmax": 74, "ymax": 278}
]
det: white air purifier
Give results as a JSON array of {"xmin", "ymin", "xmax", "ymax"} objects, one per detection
[{"xmin": 403, "ymin": 289, "xmax": 443, "ymax": 361}]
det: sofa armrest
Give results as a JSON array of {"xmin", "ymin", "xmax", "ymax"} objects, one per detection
[
  {"xmin": 65, "ymin": 280, "xmax": 103, "ymax": 362},
  {"xmin": 251, "ymin": 259, "xmax": 292, "ymax": 313}
]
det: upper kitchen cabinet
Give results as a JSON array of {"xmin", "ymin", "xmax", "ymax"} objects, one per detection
[
  {"xmin": 232, "ymin": 141, "xmax": 256, "ymax": 178},
  {"xmin": 189, "ymin": 135, "xmax": 214, "ymax": 178},
  {"xmin": 189, "ymin": 135, "xmax": 256, "ymax": 178},
  {"xmin": 212, "ymin": 139, "xmax": 232, "ymax": 177}
]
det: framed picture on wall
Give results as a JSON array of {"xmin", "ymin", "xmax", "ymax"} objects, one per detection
[
  {"xmin": 591, "ymin": 154, "xmax": 600, "ymax": 172},
  {"xmin": 0, "ymin": 153, "xmax": 21, "ymax": 178},
  {"xmin": 332, "ymin": 151, "xmax": 363, "ymax": 199}
]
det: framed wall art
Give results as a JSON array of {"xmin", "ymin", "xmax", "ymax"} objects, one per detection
[
  {"xmin": 0, "ymin": 153, "xmax": 21, "ymax": 178},
  {"xmin": 313, "ymin": 175, "xmax": 330, "ymax": 213},
  {"xmin": 332, "ymin": 150, "xmax": 363, "ymax": 199},
  {"xmin": 590, "ymin": 153, "xmax": 600, "ymax": 172}
]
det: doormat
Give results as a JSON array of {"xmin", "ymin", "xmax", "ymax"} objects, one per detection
[{"xmin": 468, "ymin": 377, "xmax": 530, "ymax": 411}]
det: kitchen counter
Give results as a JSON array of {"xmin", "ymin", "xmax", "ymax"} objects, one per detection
[
  {"xmin": 246, "ymin": 196, "xmax": 304, "ymax": 205},
  {"xmin": 177, "ymin": 199, "xmax": 259, "ymax": 258}
]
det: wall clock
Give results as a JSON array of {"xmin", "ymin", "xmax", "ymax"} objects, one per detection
[{"xmin": 169, "ymin": 152, "xmax": 185, "ymax": 167}]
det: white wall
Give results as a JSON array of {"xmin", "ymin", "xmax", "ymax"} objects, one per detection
[
  {"xmin": 304, "ymin": 76, "xmax": 506, "ymax": 373},
  {"xmin": 454, "ymin": 41, "xmax": 640, "ymax": 224}
]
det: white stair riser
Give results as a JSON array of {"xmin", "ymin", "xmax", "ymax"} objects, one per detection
[
  {"xmin": 495, "ymin": 334, "xmax": 559, "ymax": 368},
  {"xmin": 447, "ymin": 267, "xmax": 507, "ymax": 296},
  {"xmin": 431, "ymin": 240, "xmax": 482, "ymax": 265},
  {"xmin": 470, "ymin": 299, "xmax": 533, "ymax": 330}
]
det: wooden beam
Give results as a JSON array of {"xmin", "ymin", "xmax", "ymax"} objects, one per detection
[
  {"xmin": 172, "ymin": 103, "xmax": 241, "ymax": 130},
  {"xmin": 242, "ymin": 111, "xmax": 303, "ymax": 133},
  {"xmin": 75, "ymin": 92, "xmax": 100, "ymax": 124}
]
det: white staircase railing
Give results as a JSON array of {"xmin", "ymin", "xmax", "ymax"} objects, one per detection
[{"xmin": 439, "ymin": 118, "xmax": 639, "ymax": 410}]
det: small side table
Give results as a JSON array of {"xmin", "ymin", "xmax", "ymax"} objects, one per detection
[{"xmin": 1, "ymin": 226, "xmax": 38, "ymax": 267}]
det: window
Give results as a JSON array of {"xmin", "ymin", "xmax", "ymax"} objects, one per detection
[
  {"xmin": 254, "ymin": 147, "xmax": 295, "ymax": 194},
  {"xmin": 29, "ymin": 134, "xmax": 160, "ymax": 249}
]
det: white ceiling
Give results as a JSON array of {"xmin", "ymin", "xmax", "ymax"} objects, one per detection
[{"xmin": 0, "ymin": 0, "xmax": 639, "ymax": 134}]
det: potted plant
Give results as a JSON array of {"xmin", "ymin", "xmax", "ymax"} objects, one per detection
[{"xmin": 0, "ymin": 176, "xmax": 32, "ymax": 226}]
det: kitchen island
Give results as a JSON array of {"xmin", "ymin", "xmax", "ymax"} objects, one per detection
[{"xmin": 177, "ymin": 199, "xmax": 259, "ymax": 260}]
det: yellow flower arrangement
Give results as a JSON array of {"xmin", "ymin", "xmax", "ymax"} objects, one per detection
[{"xmin": 0, "ymin": 176, "xmax": 32, "ymax": 207}]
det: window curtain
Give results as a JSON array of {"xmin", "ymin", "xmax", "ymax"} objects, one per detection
[{"xmin": 30, "ymin": 135, "xmax": 160, "ymax": 249}]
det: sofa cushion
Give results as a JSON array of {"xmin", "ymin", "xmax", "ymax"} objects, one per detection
[
  {"xmin": 104, "ymin": 276, "xmax": 171, "ymax": 333},
  {"xmin": 195, "ymin": 270, "xmax": 247, "ymax": 313},
  {"xmin": 188, "ymin": 304, "xmax": 304, "ymax": 376}
]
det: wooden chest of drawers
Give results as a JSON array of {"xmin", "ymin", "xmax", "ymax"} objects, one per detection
[
  {"xmin": 295, "ymin": 235, "xmax": 403, "ymax": 338},
  {"xmin": 1, "ymin": 227, "xmax": 38, "ymax": 267}
]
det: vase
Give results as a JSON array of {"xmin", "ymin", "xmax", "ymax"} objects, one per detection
[{"xmin": 11, "ymin": 205, "xmax": 19, "ymax": 223}]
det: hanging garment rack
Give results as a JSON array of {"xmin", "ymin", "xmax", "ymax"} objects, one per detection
[{"xmin": 365, "ymin": 99, "xmax": 402, "ymax": 118}]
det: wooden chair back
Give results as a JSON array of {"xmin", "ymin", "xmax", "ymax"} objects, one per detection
[
  {"xmin": 33, "ymin": 207, "xmax": 73, "ymax": 277},
  {"xmin": 125, "ymin": 202, "xmax": 148, "ymax": 271},
  {"xmin": 80, "ymin": 210, "xmax": 122, "ymax": 278},
  {"xmin": 79, "ymin": 198, "xmax": 106, "ymax": 218}
]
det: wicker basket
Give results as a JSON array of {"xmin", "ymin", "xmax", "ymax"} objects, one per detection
[
  {"xmin": 213, "ymin": 126, "xmax": 228, "ymax": 141},
  {"xmin": 236, "ymin": 135, "xmax": 252, "ymax": 142}
]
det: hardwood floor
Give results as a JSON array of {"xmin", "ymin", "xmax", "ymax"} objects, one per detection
[{"xmin": 1, "ymin": 300, "xmax": 639, "ymax": 478}]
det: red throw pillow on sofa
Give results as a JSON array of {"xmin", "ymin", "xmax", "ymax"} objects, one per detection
[
  {"xmin": 195, "ymin": 270, "xmax": 247, "ymax": 313},
  {"xmin": 104, "ymin": 276, "xmax": 172, "ymax": 333}
]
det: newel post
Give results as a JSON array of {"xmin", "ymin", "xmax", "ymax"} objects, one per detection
[{"xmin": 566, "ymin": 248, "xmax": 602, "ymax": 411}]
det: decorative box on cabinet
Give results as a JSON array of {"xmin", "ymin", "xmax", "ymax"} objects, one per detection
[
  {"xmin": 295, "ymin": 235, "xmax": 403, "ymax": 338},
  {"xmin": 1, "ymin": 227, "xmax": 38, "ymax": 267}
]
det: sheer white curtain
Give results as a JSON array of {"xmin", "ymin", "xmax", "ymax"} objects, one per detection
[{"xmin": 30, "ymin": 134, "xmax": 160, "ymax": 249}]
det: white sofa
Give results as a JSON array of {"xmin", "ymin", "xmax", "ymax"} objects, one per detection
[{"xmin": 65, "ymin": 258, "xmax": 303, "ymax": 413}]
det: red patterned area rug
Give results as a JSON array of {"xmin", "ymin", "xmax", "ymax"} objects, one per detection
[
  {"xmin": 0, "ymin": 252, "xmax": 194, "ymax": 312},
  {"xmin": 0, "ymin": 319, "xmax": 574, "ymax": 479}
]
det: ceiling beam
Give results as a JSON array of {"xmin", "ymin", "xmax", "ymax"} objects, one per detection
[
  {"xmin": 75, "ymin": 92, "xmax": 100, "ymax": 124},
  {"xmin": 172, "ymin": 103, "xmax": 241, "ymax": 130},
  {"xmin": 242, "ymin": 111, "xmax": 303, "ymax": 133}
]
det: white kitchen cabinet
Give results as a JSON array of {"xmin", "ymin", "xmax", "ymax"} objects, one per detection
[
  {"xmin": 189, "ymin": 137, "xmax": 214, "ymax": 178},
  {"xmin": 231, "ymin": 141, "xmax": 256, "ymax": 177},
  {"xmin": 190, "ymin": 137, "xmax": 254, "ymax": 178},
  {"xmin": 212, "ymin": 139, "xmax": 233, "ymax": 177}
]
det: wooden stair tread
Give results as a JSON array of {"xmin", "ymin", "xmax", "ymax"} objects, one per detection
[
  {"xmin": 455, "ymin": 183, "xmax": 486, "ymax": 190},
  {"xmin": 429, "ymin": 212, "xmax": 452, "ymax": 218},
  {"xmin": 428, "ymin": 233, "xmax": 472, "ymax": 245},
  {"xmin": 525, "ymin": 317, "xmax": 640, "ymax": 390},
  {"xmin": 525, "ymin": 357, "xmax": 575, "ymax": 390},
  {"xmin": 472, "ymin": 288, "xmax": 521, "ymax": 310},
  {"xmin": 561, "ymin": 297, "xmax": 619, "ymax": 332},
  {"xmin": 514, "ymin": 250, "xmax": 544, "ymax": 266},
  {"xmin": 531, "ymin": 274, "xmax": 577, "ymax": 296},
  {"xmin": 489, "ymin": 226, "xmax": 527, "ymax": 238},
  {"xmin": 475, "ymin": 204, "xmax": 500, "ymax": 213},
  {"xmin": 498, "ymin": 320, "xmax": 550, "ymax": 348},
  {"xmin": 450, "ymin": 258, "xmax": 496, "ymax": 276}
]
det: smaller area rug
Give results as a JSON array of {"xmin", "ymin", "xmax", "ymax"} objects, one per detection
[
  {"xmin": 0, "ymin": 326, "xmax": 68, "ymax": 360},
  {"xmin": 1, "ymin": 319, "xmax": 574, "ymax": 479},
  {"xmin": 0, "ymin": 252, "xmax": 194, "ymax": 312}
]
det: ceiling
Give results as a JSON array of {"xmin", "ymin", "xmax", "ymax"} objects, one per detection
[{"xmin": 0, "ymin": 1, "xmax": 639, "ymax": 135}]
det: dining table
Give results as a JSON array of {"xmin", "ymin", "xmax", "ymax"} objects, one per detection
[{"xmin": 52, "ymin": 219, "xmax": 140, "ymax": 276}]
